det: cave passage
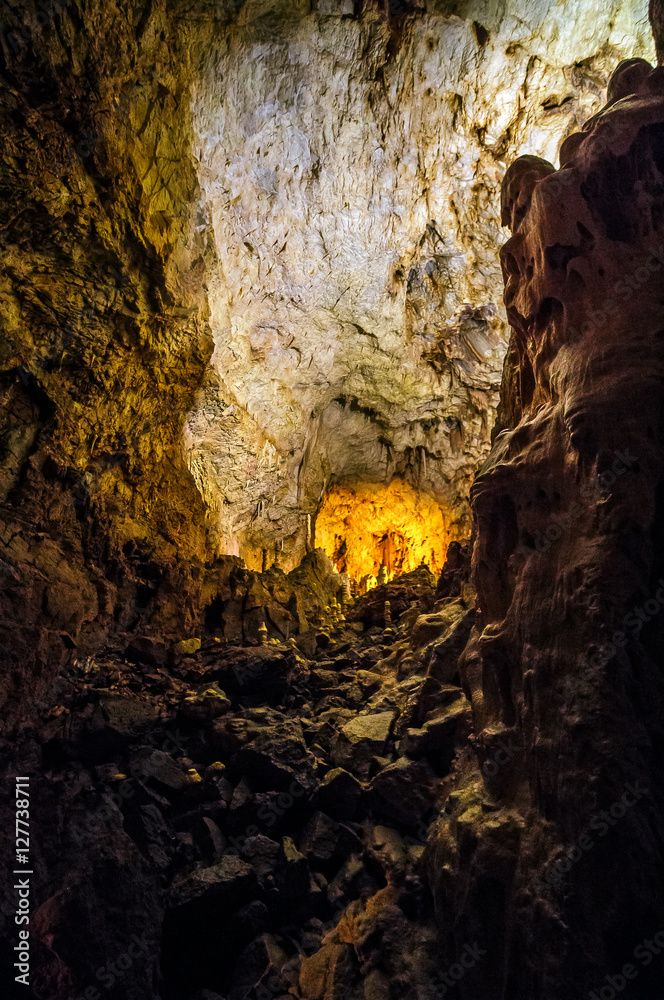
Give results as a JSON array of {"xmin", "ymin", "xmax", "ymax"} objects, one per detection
[
  {"xmin": 315, "ymin": 479, "xmax": 457, "ymax": 590},
  {"xmin": 2, "ymin": 1, "xmax": 663, "ymax": 999}
]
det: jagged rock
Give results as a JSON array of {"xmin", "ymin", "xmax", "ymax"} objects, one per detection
[
  {"xmin": 168, "ymin": 856, "xmax": 257, "ymax": 913},
  {"xmin": 332, "ymin": 712, "xmax": 395, "ymax": 778},
  {"xmin": 427, "ymin": 53, "xmax": 664, "ymax": 999},
  {"xmin": 278, "ymin": 836, "xmax": 310, "ymax": 891},
  {"xmin": 215, "ymin": 711, "xmax": 318, "ymax": 794},
  {"xmin": 164, "ymin": 856, "xmax": 259, "ymax": 996},
  {"xmin": 367, "ymin": 758, "xmax": 443, "ymax": 830},
  {"xmin": 97, "ymin": 693, "xmax": 162, "ymax": 742},
  {"xmin": 298, "ymin": 811, "xmax": 342, "ymax": 868},
  {"xmin": 204, "ymin": 762, "xmax": 235, "ymax": 805},
  {"xmin": 210, "ymin": 647, "xmax": 297, "ymax": 700},
  {"xmin": 424, "ymin": 608, "xmax": 476, "ymax": 683},
  {"xmin": 326, "ymin": 853, "xmax": 378, "ymax": 909},
  {"xmin": 125, "ymin": 636, "xmax": 169, "ymax": 667},
  {"xmin": 310, "ymin": 768, "xmax": 363, "ymax": 820},
  {"xmin": 174, "ymin": 637, "xmax": 202, "ymax": 655},
  {"xmin": 276, "ymin": 837, "xmax": 323, "ymax": 913},
  {"xmin": 410, "ymin": 601, "xmax": 467, "ymax": 650},
  {"xmin": 238, "ymin": 834, "xmax": 280, "ymax": 881},
  {"xmin": 123, "ymin": 803, "xmax": 177, "ymax": 869},
  {"xmin": 396, "ymin": 698, "xmax": 473, "ymax": 762},
  {"xmin": 180, "ymin": 684, "xmax": 231, "ymax": 722},
  {"xmin": 297, "ymin": 887, "xmax": 441, "ymax": 999},
  {"xmin": 351, "ymin": 567, "xmax": 437, "ymax": 630},
  {"xmin": 345, "ymin": 669, "xmax": 383, "ymax": 697},
  {"xmin": 129, "ymin": 748, "xmax": 197, "ymax": 799},
  {"xmin": 192, "ymin": 816, "xmax": 227, "ymax": 860},
  {"xmin": 435, "ymin": 540, "xmax": 472, "ymax": 601},
  {"xmin": 295, "ymin": 631, "xmax": 318, "ymax": 658},
  {"xmin": 366, "ymin": 825, "xmax": 410, "ymax": 881},
  {"xmin": 308, "ymin": 668, "xmax": 339, "ymax": 692},
  {"xmin": 226, "ymin": 778, "xmax": 287, "ymax": 836},
  {"xmin": 396, "ymin": 677, "xmax": 464, "ymax": 732},
  {"xmin": 229, "ymin": 933, "xmax": 290, "ymax": 1000}
]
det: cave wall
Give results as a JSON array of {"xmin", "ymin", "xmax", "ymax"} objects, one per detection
[
  {"xmin": 426, "ymin": 46, "xmax": 664, "ymax": 1000},
  {"xmin": 0, "ymin": 0, "xmax": 653, "ymax": 723},
  {"xmin": 186, "ymin": 0, "xmax": 654, "ymax": 567},
  {"xmin": 0, "ymin": 0, "xmax": 215, "ymax": 721}
]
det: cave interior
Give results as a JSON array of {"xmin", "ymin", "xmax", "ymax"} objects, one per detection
[{"xmin": 2, "ymin": 1, "xmax": 664, "ymax": 999}]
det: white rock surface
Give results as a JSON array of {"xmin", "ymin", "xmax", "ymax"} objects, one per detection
[{"xmin": 185, "ymin": 0, "xmax": 653, "ymax": 569}]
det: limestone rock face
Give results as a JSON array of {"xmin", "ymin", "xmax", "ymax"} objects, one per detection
[
  {"xmin": 187, "ymin": 0, "xmax": 654, "ymax": 566},
  {"xmin": 428, "ymin": 57, "xmax": 664, "ymax": 998}
]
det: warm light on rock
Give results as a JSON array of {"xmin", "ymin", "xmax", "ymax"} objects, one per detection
[{"xmin": 315, "ymin": 479, "xmax": 459, "ymax": 586}]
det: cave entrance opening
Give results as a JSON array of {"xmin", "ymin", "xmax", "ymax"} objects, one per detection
[{"xmin": 315, "ymin": 478, "xmax": 457, "ymax": 591}]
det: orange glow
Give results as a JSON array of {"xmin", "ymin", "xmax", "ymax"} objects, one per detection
[{"xmin": 316, "ymin": 479, "xmax": 458, "ymax": 587}]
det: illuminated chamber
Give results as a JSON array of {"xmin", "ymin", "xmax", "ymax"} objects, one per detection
[{"xmin": 315, "ymin": 479, "xmax": 459, "ymax": 588}]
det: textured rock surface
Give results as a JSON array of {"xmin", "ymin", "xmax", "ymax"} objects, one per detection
[
  {"xmin": 0, "ymin": 0, "xmax": 653, "ymax": 722},
  {"xmin": 427, "ymin": 53, "xmax": 664, "ymax": 999},
  {"xmin": 0, "ymin": 542, "xmax": 467, "ymax": 1000},
  {"xmin": 188, "ymin": 0, "xmax": 654, "ymax": 566},
  {"xmin": 1, "ymin": 2, "xmax": 664, "ymax": 999},
  {"xmin": 0, "ymin": 0, "xmax": 215, "ymax": 723}
]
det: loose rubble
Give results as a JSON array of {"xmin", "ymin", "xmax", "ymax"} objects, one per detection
[{"xmin": 2, "ymin": 559, "xmax": 475, "ymax": 999}]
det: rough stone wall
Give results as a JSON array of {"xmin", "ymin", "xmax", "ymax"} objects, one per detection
[
  {"xmin": 0, "ymin": 0, "xmax": 213, "ymax": 722},
  {"xmin": 187, "ymin": 0, "xmax": 654, "ymax": 567},
  {"xmin": 426, "ymin": 53, "xmax": 664, "ymax": 1000},
  {"xmin": 1, "ymin": 0, "xmax": 652, "ymax": 723}
]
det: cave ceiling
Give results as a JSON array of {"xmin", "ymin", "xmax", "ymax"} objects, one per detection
[{"xmin": 181, "ymin": 0, "xmax": 653, "ymax": 569}]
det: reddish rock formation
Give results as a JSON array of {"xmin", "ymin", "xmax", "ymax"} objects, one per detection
[{"xmin": 427, "ymin": 50, "xmax": 664, "ymax": 1000}]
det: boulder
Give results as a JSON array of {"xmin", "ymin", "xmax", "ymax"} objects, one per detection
[
  {"xmin": 130, "ymin": 748, "xmax": 197, "ymax": 798},
  {"xmin": 298, "ymin": 811, "xmax": 341, "ymax": 866},
  {"xmin": 229, "ymin": 933, "xmax": 290, "ymax": 1000},
  {"xmin": 163, "ymin": 855, "xmax": 258, "ymax": 996},
  {"xmin": 123, "ymin": 802, "xmax": 177, "ymax": 869},
  {"xmin": 367, "ymin": 758, "xmax": 442, "ymax": 829},
  {"xmin": 214, "ymin": 711, "xmax": 318, "ymax": 794},
  {"xmin": 238, "ymin": 834, "xmax": 280, "ymax": 881},
  {"xmin": 396, "ymin": 697, "xmax": 472, "ymax": 765},
  {"xmin": 310, "ymin": 767, "xmax": 363, "ymax": 820},
  {"xmin": 180, "ymin": 683, "xmax": 231, "ymax": 722},
  {"xmin": 124, "ymin": 635, "xmax": 169, "ymax": 667},
  {"xmin": 332, "ymin": 711, "xmax": 395, "ymax": 778},
  {"xmin": 211, "ymin": 646, "xmax": 297, "ymax": 700},
  {"xmin": 168, "ymin": 855, "xmax": 256, "ymax": 912},
  {"xmin": 174, "ymin": 637, "xmax": 202, "ymax": 655},
  {"xmin": 410, "ymin": 601, "xmax": 467, "ymax": 650}
]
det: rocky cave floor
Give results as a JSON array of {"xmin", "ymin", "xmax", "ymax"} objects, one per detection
[{"xmin": 3, "ymin": 564, "xmax": 476, "ymax": 1000}]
